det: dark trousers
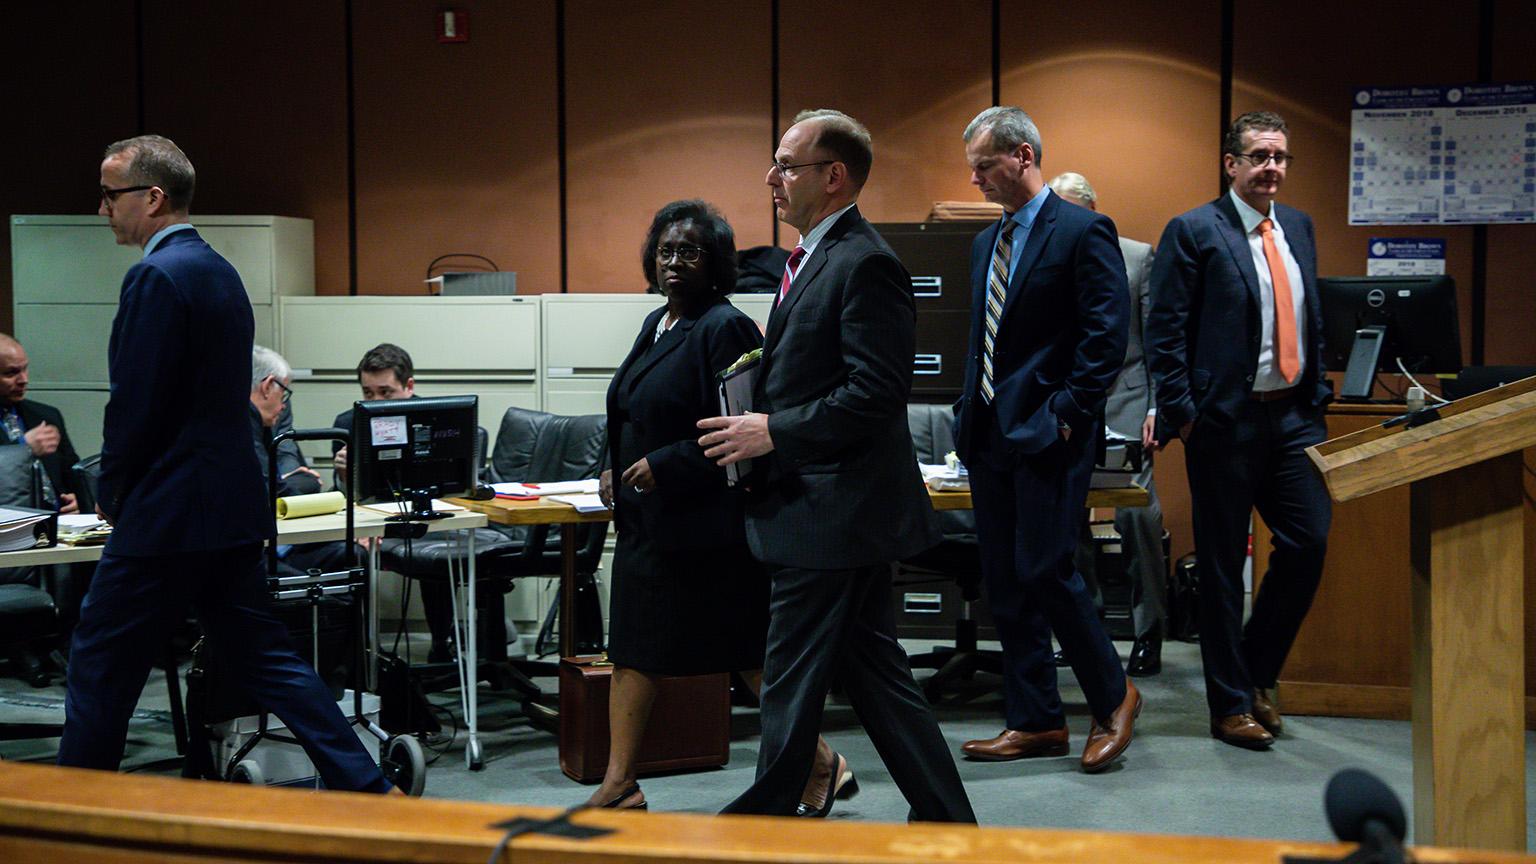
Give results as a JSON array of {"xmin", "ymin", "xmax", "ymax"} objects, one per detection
[
  {"xmin": 970, "ymin": 416, "xmax": 1127, "ymax": 732},
  {"xmin": 721, "ymin": 563, "xmax": 975, "ymax": 823},
  {"xmin": 1184, "ymin": 395, "xmax": 1330, "ymax": 718},
  {"xmin": 58, "ymin": 543, "xmax": 391, "ymax": 793},
  {"xmin": 419, "ymin": 579, "xmax": 510, "ymax": 661}
]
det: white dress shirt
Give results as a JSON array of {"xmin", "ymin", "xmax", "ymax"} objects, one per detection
[{"xmin": 1228, "ymin": 189, "xmax": 1306, "ymax": 391}]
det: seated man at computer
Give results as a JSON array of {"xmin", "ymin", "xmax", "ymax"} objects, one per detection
[
  {"xmin": 250, "ymin": 345, "xmax": 358, "ymax": 577},
  {"xmin": 331, "ymin": 343, "xmax": 511, "ymax": 666}
]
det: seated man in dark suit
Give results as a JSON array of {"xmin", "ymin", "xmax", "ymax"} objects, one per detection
[
  {"xmin": 249, "ymin": 344, "xmax": 357, "ymax": 577},
  {"xmin": 0, "ymin": 332, "xmax": 96, "ymax": 650},
  {"xmin": 0, "ymin": 333, "xmax": 81, "ymax": 514}
]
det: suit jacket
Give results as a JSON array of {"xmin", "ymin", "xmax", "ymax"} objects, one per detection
[
  {"xmin": 1146, "ymin": 195, "xmax": 1330, "ymax": 435},
  {"xmin": 748, "ymin": 206, "xmax": 941, "ymax": 569},
  {"xmin": 4, "ymin": 399, "xmax": 81, "ymax": 499},
  {"xmin": 251, "ymin": 404, "xmax": 322, "ymax": 500},
  {"xmin": 99, "ymin": 228, "xmax": 273, "ymax": 556},
  {"xmin": 953, "ymin": 191, "xmax": 1130, "ymax": 464},
  {"xmin": 1103, "ymin": 237, "xmax": 1156, "ymax": 439},
  {"xmin": 606, "ymin": 297, "xmax": 762, "ymax": 551}
]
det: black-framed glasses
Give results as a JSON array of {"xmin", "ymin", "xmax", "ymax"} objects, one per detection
[
  {"xmin": 99, "ymin": 184, "xmax": 155, "ymax": 206},
  {"xmin": 272, "ymin": 377, "xmax": 293, "ymax": 403},
  {"xmin": 770, "ymin": 159, "xmax": 834, "ymax": 177},
  {"xmin": 656, "ymin": 244, "xmax": 705, "ymax": 264},
  {"xmin": 1230, "ymin": 151, "xmax": 1294, "ymax": 168}
]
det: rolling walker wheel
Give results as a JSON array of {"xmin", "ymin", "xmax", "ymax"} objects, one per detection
[
  {"xmin": 383, "ymin": 734, "xmax": 427, "ymax": 797},
  {"xmin": 230, "ymin": 759, "xmax": 264, "ymax": 785},
  {"xmin": 466, "ymin": 736, "xmax": 484, "ymax": 772}
]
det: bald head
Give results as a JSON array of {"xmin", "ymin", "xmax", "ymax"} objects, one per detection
[{"xmin": 0, "ymin": 334, "xmax": 29, "ymax": 405}]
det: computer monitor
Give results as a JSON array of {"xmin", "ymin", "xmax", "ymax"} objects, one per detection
[
  {"xmin": 1317, "ymin": 275, "xmax": 1461, "ymax": 401},
  {"xmin": 350, "ymin": 395, "xmax": 478, "ymax": 520}
]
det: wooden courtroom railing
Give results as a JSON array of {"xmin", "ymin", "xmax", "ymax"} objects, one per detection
[{"xmin": 1, "ymin": 763, "xmax": 1530, "ymax": 864}]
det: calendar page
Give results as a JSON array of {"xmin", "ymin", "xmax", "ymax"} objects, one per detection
[{"xmin": 1349, "ymin": 82, "xmax": 1534, "ymax": 225}]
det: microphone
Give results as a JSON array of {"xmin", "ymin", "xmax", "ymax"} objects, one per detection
[{"xmin": 1324, "ymin": 768, "xmax": 1407, "ymax": 864}]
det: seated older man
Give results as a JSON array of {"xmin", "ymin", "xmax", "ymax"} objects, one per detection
[{"xmin": 249, "ymin": 345, "xmax": 360, "ymax": 578}]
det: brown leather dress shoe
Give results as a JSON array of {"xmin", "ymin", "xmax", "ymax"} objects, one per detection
[
  {"xmin": 1252, "ymin": 688, "xmax": 1284, "ymax": 736},
  {"xmin": 960, "ymin": 726, "xmax": 1070, "ymax": 761},
  {"xmin": 1081, "ymin": 680, "xmax": 1141, "ymax": 773},
  {"xmin": 1210, "ymin": 713, "xmax": 1274, "ymax": 749}
]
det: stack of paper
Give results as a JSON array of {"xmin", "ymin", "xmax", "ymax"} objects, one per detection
[
  {"xmin": 58, "ymin": 513, "xmax": 112, "ymax": 546},
  {"xmin": 0, "ymin": 507, "xmax": 51, "ymax": 552},
  {"xmin": 919, "ymin": 463, "xmax": 970, "ymax": 492},
  {"xmin": 491, "ymin": 479, "xmax": 600, "ymax": 497},
  {"xmin": 548, "ymin": 493, "xmax": 609, "ymax": 514}
]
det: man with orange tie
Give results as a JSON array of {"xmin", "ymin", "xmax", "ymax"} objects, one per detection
[{"xmin": 1147, "ymin": 111, "xmax": 1332, "ymax": 750}]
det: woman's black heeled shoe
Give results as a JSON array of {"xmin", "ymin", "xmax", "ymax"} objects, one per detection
[
  {"xmin": 795, "ymin": 752, "xmax": 850, "ymax": 817},
  {"xmin": 596, "ymin": 783, "xmax": 648, "ymax": 811}
]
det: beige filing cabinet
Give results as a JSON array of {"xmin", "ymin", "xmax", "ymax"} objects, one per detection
[
  {"xmin": 10, "ymin": 215, "xmax": 315, "ymax": 456},
  {"xmin": 539, "ymin": 293, "xmax": 773, "ymax": 415}
]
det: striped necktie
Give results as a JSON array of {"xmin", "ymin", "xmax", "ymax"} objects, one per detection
[
  {"xmin": 776, "ymin": 245, "xmax": 807, "ymax": 306},
  {"xmin": 980, "ymin": 221, "xmax": 1016, "ymax": 403}
]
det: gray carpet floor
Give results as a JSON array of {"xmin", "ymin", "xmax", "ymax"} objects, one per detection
[{"xmin": 4, "ymin": 638, "xmax": 1533, "ymax": 849}]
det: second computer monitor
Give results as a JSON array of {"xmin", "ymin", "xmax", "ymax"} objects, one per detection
[{"xmin": 1318, "ymin": 275, "xmax": 1461, "ymax": 400}]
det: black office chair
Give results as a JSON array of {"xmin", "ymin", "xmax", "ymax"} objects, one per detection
[
  {"xmin": 898, "ymin": 403, "xmax": 1003, "ymax": 702},
  {"xmin": 481, "ymin": 407, "xmax": 609, "ymax": 664},
  {"xmin": 0, "ymin": 583, "xmax": 64, "ymax": 742}
]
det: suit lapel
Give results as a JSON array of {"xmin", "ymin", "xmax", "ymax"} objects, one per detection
[
  {"xmin": 764, "ymin": 206, "xmax": 859, "ymax": 355},
  {"xmin": 998, "ymin": 193, "xmax": 1058, "ymax": 324},
  {"xmin": 1214, "ymin": 195, "xmax": 1262, "ymax": 310},
  {"xmin": 626, "ymin": 309, "xmax": 698, "ymax": 389}
]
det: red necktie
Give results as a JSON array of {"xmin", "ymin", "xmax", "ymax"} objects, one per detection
[
  {"xmin": 777, "ymin": 245, "xmax": 806, "ymax": 305},
  {"xmin": 1258, "ymin": 219, "xmax": 1299, "ymax": 384}
]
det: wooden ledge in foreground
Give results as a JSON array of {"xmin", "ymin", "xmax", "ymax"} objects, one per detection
[{"xmin": 1, "ymin": 763, "xmax": 1531, "ymax": 864}]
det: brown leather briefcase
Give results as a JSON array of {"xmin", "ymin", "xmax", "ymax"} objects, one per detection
[{"xmin": 558, "ymin": 655, "xmax": 730, "ymax": 783}]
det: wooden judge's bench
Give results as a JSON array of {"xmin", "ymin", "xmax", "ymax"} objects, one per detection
[{"xmin": 1256, "ymin": 403, "xmax": 1536, "ymax": 726}]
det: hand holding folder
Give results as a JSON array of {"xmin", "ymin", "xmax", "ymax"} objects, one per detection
[{"xmin": 715, "ymin": 349, "xmax": 761, "ymax": 486}]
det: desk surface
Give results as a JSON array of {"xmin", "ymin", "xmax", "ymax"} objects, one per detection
[
  {"xmin": 453, "ymin": 484, "xmax": 1151, "ymax": 525},
  {"xmin": 0, "ymin": 507, "xmax": 487, "ymax": 568},
  {"xmin": 931, "ymin": 485, "xmax": 1149, "ymax": 511},
  {"xmin": 449, "ymin": 495, "xmax": 612, "ymax": 526}
]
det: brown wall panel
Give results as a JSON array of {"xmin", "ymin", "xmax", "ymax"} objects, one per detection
[
  {"xmin": 1002, "ymin": 0, "xmax": 1223, "ymax": 562},
  {"xmin": 777, "ymin": 0, "xmax": 992, "ymax": 226},
  {"xmin": 353, "ymin": 2, "xmax": 560, "ymax": 296},
  {"xmin": 1231, "ymin": 0, "xmax": 1480, "ymax": 366},
  {"xmin": 140, "ymin": 1, "xmax": 351, "ymax": 296},
  {"xmin": 1000, "ymin": 0, "xmax": 1224, "ymax": 249},
  {"xmin": 1485, "ymin": 0, "xmax": 1536, "ymax": 365},
  {"xmin": 564, "ymin": 0, "xmax": 772, "ymax": 294},
  {"xmin": 0, "ymin": 5, "xmax": 140, "ymax": 334}
]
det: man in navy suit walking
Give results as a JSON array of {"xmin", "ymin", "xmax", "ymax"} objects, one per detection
[
  {"xmin": 951, "ymin": 107, "xmax": 1140, "ymax": 773},
  {"xmin": 58, "ymin": 135, "xmax": 393, "ymax": 793},
  {"xmin": 1147, "ymin": 112, "xmax": 1332, "ymax": 749}
]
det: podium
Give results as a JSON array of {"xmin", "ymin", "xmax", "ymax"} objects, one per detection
[{"xmin": 1307, "ymin": 376, "xmax": 1536, "ymax": 851}]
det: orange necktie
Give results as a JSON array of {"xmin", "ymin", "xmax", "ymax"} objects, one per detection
[{"xmin": 1258, "ymin": 218, "xmax": 1299, "ymax": 384}]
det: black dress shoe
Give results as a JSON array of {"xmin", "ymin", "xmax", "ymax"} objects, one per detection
[
  {"xmin": 1126, "ymin": 632, "xmax": 1162, "ymax": 677},
  {"xmin": 594, "ymin": 782, "xmax": 648, "ymax": 810}
]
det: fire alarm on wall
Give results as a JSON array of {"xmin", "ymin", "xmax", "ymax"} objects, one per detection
[{"xmin": 438, "ymin": 9, "xmax": 469, "ymax": 43}]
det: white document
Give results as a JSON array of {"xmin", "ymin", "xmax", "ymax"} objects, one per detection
[
  {"xmin": 491, "ymin": 479, "xmax": 600, "ymax": 497},
  {"xmin": 548, "ymin": 493, "xmax": 609, "ymax": 514}
]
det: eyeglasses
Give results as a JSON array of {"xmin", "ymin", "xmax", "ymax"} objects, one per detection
[
  {"xmin": 1230, "ymin": 151, "xmax": 1294, "ymax": 168},
  {"xmin": 99, "ymin": 185, "xmax": 155, "ymax": 206},
  {"xmin": 770, "ymin": 159, "xmax": 834, "ymax": 177},
  {"xmin": 656, "ymin": 244, "xmax": 705, "ymax": 264},
  {"xmin": 272, "ymin": 377, "xmax": 293, "ymax": 403}
]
